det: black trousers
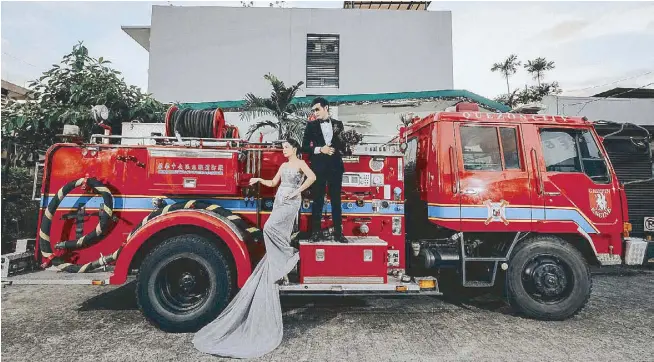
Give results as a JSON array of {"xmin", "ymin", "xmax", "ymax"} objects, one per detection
[{"xmin": 311, "ymin": 170, "xmax": 343, "ymax": 234}]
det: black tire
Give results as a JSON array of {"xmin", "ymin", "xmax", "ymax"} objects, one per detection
[
  {"xmin": 136, "ymin": 234, "xmax": 233, "ymax": 332},
  {"xmin": 507, "ymin": 235, "xmax": 592, "ymax": 320}
]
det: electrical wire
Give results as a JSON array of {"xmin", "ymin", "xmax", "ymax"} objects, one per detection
[
  {"xmin": 572, "ymin": 82, "xmax": 654, "ymax": 115},
  {"xmin": 566, "ymin": 70, "xmax": 653, "ymax": 93}
]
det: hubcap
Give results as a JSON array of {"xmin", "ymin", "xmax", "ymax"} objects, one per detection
[
  {"xmin": 532, "ymin": 264, "xmax": 567, "ymax": 297},
  {"xmin": 179, "ymin": 272, "xmax": 196, "ymax": 291},
  {"xmin": 155, "ymin": 257, "xmax": 211, "ymax": 314},
  {"xmin": 521, "ymin": 255, "xmax": 574, "ymax": 304}
]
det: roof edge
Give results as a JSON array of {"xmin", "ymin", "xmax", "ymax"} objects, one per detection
[
  {"xmin": 178, "ymin": 89, "xmax": 511, "ymax": 112},
  {"xmin": 121, "ymin": 26, "xmax": 151, "ymax": 52}
]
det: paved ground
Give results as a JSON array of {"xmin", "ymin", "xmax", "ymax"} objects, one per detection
[{"xmin": 2, "ymin": 268, "xmax": 653, "ymax": 362}]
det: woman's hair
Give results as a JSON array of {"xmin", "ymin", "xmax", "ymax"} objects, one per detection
[{"xmin": 284, "ymin": 139, "xmax": 301, "ymax": 157}]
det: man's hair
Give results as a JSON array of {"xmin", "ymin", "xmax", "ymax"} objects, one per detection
[{"xmin": 311, "ymin": 97, "xmax": 329, "ymax": 108}]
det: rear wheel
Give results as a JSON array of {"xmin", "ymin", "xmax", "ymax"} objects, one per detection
[
  {"xmin": 507, "ymin": 235, "xmax": 591, "ymax": 320},
  {"xmin": 136, "ymin": 234, "xmax": 233, "ymax": 332}
]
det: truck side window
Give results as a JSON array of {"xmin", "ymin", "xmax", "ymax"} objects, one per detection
[
  {"xmin": 460, "ymin": 126, "xmax": 502, "ymax": 171},
  {"xmin": 500, "ymin": 127, "xmax": 521, "ymax": 170},
  {"xmin": 578, "ymin": 130, "xmax": 610, "ymax": 183},
  {"xmin": 539, "ymin": 129, "xmax": 610, "ymax": 183},
  {"xmin": 540, "ymin": 130, "xmax": 582, "ymax": 172}
]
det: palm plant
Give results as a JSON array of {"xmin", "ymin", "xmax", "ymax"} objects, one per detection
[
  {"xmin": 524, "ymin": 57, "xmax": 555, "ymax": 87},
  {"xmin": 241, "ymin": 73, "xmax": 311, "ymax": 143},
  {"xmin": 491, "ymin": 54, "xmax": 521, "ymax": 95}
]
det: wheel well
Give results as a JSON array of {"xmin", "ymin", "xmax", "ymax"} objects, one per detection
[
  {"xmin": 128, "ymin": 225, "xmax": 238, "ymax": 287},
  {"xmin": 537, "ymin": 233, "xmax": 600, "ymax": 266}
]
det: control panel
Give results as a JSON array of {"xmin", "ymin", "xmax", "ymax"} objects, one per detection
[
  {"xmin": 342, "ymin": 172, "xmax": 385, "ymax": 187},
  {"xmin": 342, "ymin": 172, "xmax": 371, "ymax": 187}
]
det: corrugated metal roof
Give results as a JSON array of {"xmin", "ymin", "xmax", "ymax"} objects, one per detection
[{"xmin": 343, "ymin": 1, "xmax": 430, "ymax": 10}]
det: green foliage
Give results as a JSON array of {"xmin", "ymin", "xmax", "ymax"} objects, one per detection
[
  {"xmin": 1, "ymin": 42, "xmax": 167, "ymax": 162},
  {"xmin": 494, "ymin": 82, "xmax": 562, "ymax": 109},
  {"xmin": 241, "ymin": 73, "xmax": 310, "ymax": 143},
  {"xmin": 1, "ymin": 167, "xmax": 40, "ymax": 251},
  {"xmin": 492, "ymin": 55, "xmax": 559, "ymax": 108},
  {"xmin": 524, "ymin": 57, "xmax": 556, "ymax": 86},
  {"xmin": 491, "ymin": 54, "xmax": 522, "ymax": 95}
]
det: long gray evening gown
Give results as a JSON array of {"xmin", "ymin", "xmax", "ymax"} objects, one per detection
[{"xmin": 192, "ymin": 166, "xmax": 304, "ymax": 359}]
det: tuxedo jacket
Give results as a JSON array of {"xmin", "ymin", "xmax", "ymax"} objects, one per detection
[{"xmin": 301, "ymin": 118, "xmax": 346, "ymax": 175}]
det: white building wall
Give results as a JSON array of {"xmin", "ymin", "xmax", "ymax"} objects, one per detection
[
  {"xmin": 147, "ymin": 6, "xmax": 453, "ymax": 103},
  {"xmin": 541, "ymin": 95, "xmax": 654, "ymax": 126}
]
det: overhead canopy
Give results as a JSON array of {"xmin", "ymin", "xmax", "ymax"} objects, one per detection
[{"xmin": 592, "ymin": 87, "xmax": 654, "ymax": 99}]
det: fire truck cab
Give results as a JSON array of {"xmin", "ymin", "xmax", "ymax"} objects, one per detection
[{"xmin": 2, "ymin": 103, "xmax": 651, "ymax": 332}]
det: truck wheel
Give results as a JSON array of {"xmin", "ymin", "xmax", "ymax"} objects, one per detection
[
  {"xmin": 507, "ymin": 235, "xmax": 591, "ymax": 320},
  {"xmin": 136, "ymin": 234, "xmax": 233, "ymax": 332}
]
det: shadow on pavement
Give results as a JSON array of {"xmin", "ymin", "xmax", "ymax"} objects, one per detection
[
  {"xmin": 280, "ymin": 295, "xmax": 371, "ymax": 341},
  {"xmin": 590, "ymin": 266, "xmax": 650, "ymax": 276},
  {"xmin": 281, "ymin": 294, "xmax": 371, "ymax": 310},
  {"xmin": 78, "ymin": 281, "xmax": 138, "ymax": 311},
  {"xmin": 439, "ymin": 292, "xmax": 516, "ymax": 316}
]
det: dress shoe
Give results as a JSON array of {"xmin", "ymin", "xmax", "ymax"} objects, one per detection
[{"xmin": 334, "ymin": 232, "xmax": 348, "ymax": 243}]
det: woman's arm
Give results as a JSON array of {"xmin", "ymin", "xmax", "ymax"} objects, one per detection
[
  {"xmin": 287, "ymin": 161, "xmax": 316, "ymax": 199},
  {"xmin": 249, "ymin": 166, "xmax": 283, "ymax": 188}
]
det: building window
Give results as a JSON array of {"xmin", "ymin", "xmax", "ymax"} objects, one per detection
[{"xmin": 306, "ymin": 34, "xmax": 339, "ymax": 88}]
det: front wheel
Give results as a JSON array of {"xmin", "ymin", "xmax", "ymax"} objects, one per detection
[
  {"xmin": 136, "ymin": 234, "xmax": 233, "ymax": 332},
  {"xmin": 506, "ymin": 235, "xmax": 592, "ymax": 320}
]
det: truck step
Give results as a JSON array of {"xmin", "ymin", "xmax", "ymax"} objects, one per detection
[{"xmin": 463, "ymin": 280, "xmax": 495, "ymax": 288}]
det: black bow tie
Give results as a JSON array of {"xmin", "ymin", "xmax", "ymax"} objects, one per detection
[{"xmin": 319, "ymin": 119, "xmax": 330, "ymax": 124}]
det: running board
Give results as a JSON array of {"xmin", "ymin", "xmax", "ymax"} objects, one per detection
[
  {"xmin": 279, "ymin": 275, "xmax": 441, "ymax": 296},
  {"xmin": 1, "ymin": 269, "xmax": 116, "ymax": 286}
]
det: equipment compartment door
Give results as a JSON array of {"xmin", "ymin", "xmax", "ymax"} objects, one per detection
[{"xmin": 455, "ymin": 123, "xmax": 534, "ymax": 232}]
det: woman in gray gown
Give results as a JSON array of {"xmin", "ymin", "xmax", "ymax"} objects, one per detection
[{"xmin": 193, "ymin": 139, "xmax": 316, "ymax": 359}]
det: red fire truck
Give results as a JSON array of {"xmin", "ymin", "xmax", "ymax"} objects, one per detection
[{"xmin": 2, "ymin": 103, "xmax": 652, "ymax": 332}]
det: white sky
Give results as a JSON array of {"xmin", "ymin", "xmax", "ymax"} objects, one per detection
[{"xmin": 2, "ymin": 0, "xmax": 653, "ymax": 100}]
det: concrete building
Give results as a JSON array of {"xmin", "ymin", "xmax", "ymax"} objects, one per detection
[
  {"xmin": 1, "ymin": 79, "xmax": 29, "ymax": 105},
  {"xmin": 540, "ymin": 90, "xmax": 654, "ymax": 126},
  {"xmin": 122, "ymin": 3, "xmax": 511, "ymax": 141},
  {"xmin": 123, "ymin": 3, "xmax": 454, "ymax": 103}
]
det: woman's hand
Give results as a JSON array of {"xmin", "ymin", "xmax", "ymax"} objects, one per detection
[{"xmin": 249, "ymin": 178, "xmax": 261, "ymax": 186}]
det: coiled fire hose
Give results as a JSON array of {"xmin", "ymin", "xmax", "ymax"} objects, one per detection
[
  {"xmin": 165, "ymin": 107, "xmax": 239, "ymax": 139},
  {"xmin": 39, "ymin": 177, "xmax": 114, "ymax": 272},
  {"xmin": 42, "ymin": 190, "xmax": 263, "ymax": 273}
]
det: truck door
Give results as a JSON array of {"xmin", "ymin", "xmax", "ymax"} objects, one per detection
[
  {"xmin": 455, "ymin": 123, "xmax": 534, "ymax": 231},
  {"xmin": 536, "ymin": 127, "xmax": 620, "ymax": 241}
]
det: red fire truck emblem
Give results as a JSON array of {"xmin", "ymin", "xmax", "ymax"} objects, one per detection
[
  {"xmin": 589, "ymin": 189, "xmax": 612, "ymax": 218},
  {"xmin": 484, "ymin": 199, "xmax": 510, "ymax": 225}
]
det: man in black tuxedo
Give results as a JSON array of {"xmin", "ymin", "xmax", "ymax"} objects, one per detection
[{"xmin": 302, "ymin": 97, "xmax": 348, "ymax": 243}]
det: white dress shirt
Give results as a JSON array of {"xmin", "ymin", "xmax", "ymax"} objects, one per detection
[{"xmin": 314, "ymin": 120, "xmax": 333, "ymax": 154}]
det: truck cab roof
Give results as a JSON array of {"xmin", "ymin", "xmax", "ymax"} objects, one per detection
[{"xmin": 406, "ymin": 109, "xmax": 591, "ymax": 135}]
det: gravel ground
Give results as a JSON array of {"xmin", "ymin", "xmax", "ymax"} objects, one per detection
[{"xmin": 2, "ymin": 268, "xmax": 653, "ymax": 362}]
